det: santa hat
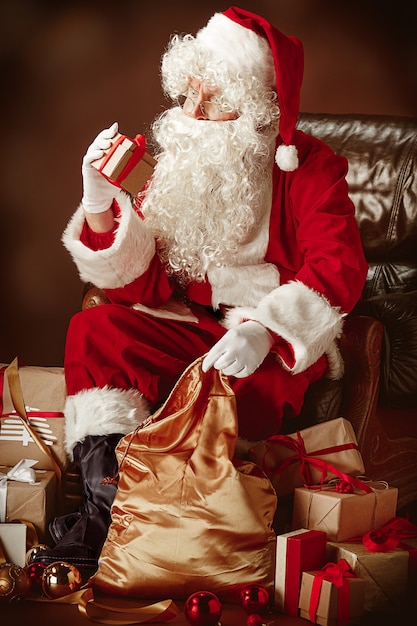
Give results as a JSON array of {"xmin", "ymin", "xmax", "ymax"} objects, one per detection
[{"xmin": 196, "ymin": 6, "xmax": 304, "ymax": 171}]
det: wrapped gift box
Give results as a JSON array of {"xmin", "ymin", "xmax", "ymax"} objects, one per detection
[
  {"xmin": 91, "ymin": 132, "xmax": 156, "ymax": 196},
  {"xmin": 299, "ymin": 568, "xmax": 366, "ymax": 626},
  {"xmin": 249, "ymin": 418, "xmax": 365, "ymax": 498},
  {"xmin": 0, "ymin": 523, "xmax": 27, "ymax": 567},
  {"xmin": 292, "ymin": 484, "xmax": 398, "ymax": 541},
  {"xmin": 325, "ymin": 540, "xmax": 409, "ymax": 613},
  {"xmin": 275, "ymin": 528, "xmax": 327, "ymax": 616},
  {"xmin": 0, "ymin": 464, "xmax": 56, "ymax": 542},
  {"xmin": 0, "ymin": 363, "xmax": 67, "ymax": 470}
]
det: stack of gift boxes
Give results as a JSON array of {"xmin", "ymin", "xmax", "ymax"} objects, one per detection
[
  {"xmin": 0, "ymin": 363, "xmax": 67, "ymax": 563},
  {"xmin": 2, "ymin": 360, "xmax": 416, "ymax": 621},
  {"xmin": 250, "ymin": 417, "xmax": 417, "ymax": 625}
]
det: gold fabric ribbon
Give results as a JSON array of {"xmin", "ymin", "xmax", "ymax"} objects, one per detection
[
  {"xmin": 78, "ymin": 589, "xmax": 180, "ymax": 624},
  {"xmin": 32, "ymin": 588, "xmax": 180, "ymax": 624}
]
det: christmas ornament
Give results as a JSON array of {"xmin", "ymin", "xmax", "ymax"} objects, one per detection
[
  {"xmin": 42, "ymin": 561, "xmax": 82, "ymax": 599},
  {"xmin": 26, "ymin": 561, "xmax": 47, "ymax": 595},
  {"xmin": 246, "ymin": 614, "xmax": 263, "ymax": 626},
  {"xmin": 184, "ymin": 591, "xmax": 222, "ymax": 626},
  {"xmin": 25, "ymin": 544, "xmax": 50, "ymax": 565},
  {"xmin": 240, "ymin": 584, "xmax": 270, "ymax": 615},
  {"xmin": 0, "ymin": 563, "xmax": 31, "ymax": 603}
]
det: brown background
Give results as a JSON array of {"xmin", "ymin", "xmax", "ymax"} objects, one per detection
[{"xmin": 1, "ymin": 0, "xmax": 416, "ymax": 367}]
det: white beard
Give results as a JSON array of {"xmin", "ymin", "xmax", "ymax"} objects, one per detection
[{"xmin": 141, "ymin": 107, "xmax": 277, "ymax": 282}]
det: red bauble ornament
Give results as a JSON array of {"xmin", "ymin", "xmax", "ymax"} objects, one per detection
[
  {"xmin": 26, "ymin": 561, "xmax": 47, "ymax": 595},
  {"xmin": 184, "ymin": 591, "xmax": 222, "ymax": 626},
  {"xmin": 0, "ymin": 563, "xmax": 31, "ymax": 603},
  {"xmin": 247, "ymin": 614, "xmax": 264, "ymax": 626},
  {"xmin": 240, "ymin": 584, "xmax": 270, "ymax": 615},
  {"xmin": 42, "ymin": 561, "xmax": 82, "ymax": 599}
]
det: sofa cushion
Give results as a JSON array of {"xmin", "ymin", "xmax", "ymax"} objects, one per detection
[
  {"xmin": 297, "ymin": 113, "xmax": 417, "ymax": 298},
  {"xmin": 354, "ymin": 292, "xmax": 417, "ymax": 408}
]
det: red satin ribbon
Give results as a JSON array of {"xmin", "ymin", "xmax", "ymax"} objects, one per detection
[
  {"xmin": 262, "ymin": 431, "xmax": 372, "ymax": 493},
  {"xmin": 309, "ymin": 559, "xmax": 355, "ymax": 626},
  {"xmin": 362, "ymin": 516, "xmax": 417, "ymax": 552}
]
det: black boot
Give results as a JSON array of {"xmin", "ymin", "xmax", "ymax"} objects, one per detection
[
  {"xmin": 35, "ymin": 433, "xmax": 123, "ymax": 572},
  {"xmin": 49, "ymin": 510, "xmax": 82, "ymax": 544}
]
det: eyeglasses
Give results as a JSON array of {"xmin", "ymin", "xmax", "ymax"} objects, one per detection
[{"xmin": 181, "ymin": 88, "xmax": 235, "ymax": 121}]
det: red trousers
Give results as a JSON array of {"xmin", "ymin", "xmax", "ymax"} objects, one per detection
[{"xmin": 64, "ymin": 303, "xmax": 327, "ymax": 441}]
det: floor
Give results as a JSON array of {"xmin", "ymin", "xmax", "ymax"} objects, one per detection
[
  {"xmin": 3, "ymin": 504, "xmax": 416, "ymax": 625},
  {"xmin": 2, "ymin": 589, "xmax": 416, "ymax": 626}
]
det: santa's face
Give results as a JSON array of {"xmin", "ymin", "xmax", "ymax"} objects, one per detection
[
  {"xmin": 181, "ymin": 78, "xmax": 238, "ymax": 122},
  {"xmin": 140, "ymin": 85, "xmax": 278, "ymax": 283}
]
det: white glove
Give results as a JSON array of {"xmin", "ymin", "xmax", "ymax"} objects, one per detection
[
  {"xmin": 202, "ymin": 320, "xmax": 274, "ymax": 378},
  {"xmin": 82, "ymin": 122, "xmax": 119, "ymax": 214}
]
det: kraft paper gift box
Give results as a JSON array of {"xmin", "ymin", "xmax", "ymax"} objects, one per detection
[
  {"xmin": 298, "ymin": 565, "xmax": 366, "ymax": 626},
  {"xmin": 0, "ymin": 523, "xmax": 27, "ymax": 567},
  {"xmin": 249, "ymin": 418, "xmax": 365, "ymax": 498},
  {"xmin": 325, "ymin": 540, "xmax": 409, "ymax": 613},
  {"xmin": 292, "ymin": 484, "xmax": 398, "ymax": 541},
  {"xmin": 275, "ymin": 528, "xmax": 327, "ymax": 616},
  {"xmin": 0, "ymin": 363, "xmax": 67, "ymax": 471},
  {"xmin": 91, "ymin": 132, "xmax": 156, "ymax": 196},
  {"xmin": 0, "ymin": 463, "xmax": 56, "ymax": 542}
]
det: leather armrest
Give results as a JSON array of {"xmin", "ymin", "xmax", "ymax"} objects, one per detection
[
  {"xmin": 338, "ymin": 315, "xmax": 384, "ymax": 446},
  {"xmin": 82, "ymin": 285, "xmax": 110, "ymax": 310}
]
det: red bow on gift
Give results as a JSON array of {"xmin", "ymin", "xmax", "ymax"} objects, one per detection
[
  {"xmin": 264, "ymin": 431, "xmax": 372, "ymax": 493},
  {"xmin": 309, "ymin": 559, "xmax": 355, "ymax": 626},
  {"xmin": 362, "ymin": 516, "xmax": 417, "ymax": 552}
]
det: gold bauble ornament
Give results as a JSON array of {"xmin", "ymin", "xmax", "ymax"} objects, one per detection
[
  {"xmin": 42, "ymin": 561, "xmax": 82, "ymax": 599},
  {"xmin": 0, "ymin": 563, "xmax": 31, "ymax": 603},
  {"xmin": 25, "ymin": 544, "xmax": 50, "ymax": 566}
]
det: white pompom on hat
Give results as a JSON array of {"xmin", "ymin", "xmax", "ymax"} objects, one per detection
[{"xmin": 196, "ymin": 6, "xmax": 304, "ymax": 171}]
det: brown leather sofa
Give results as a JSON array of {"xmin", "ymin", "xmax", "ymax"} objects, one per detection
[
  {"xmin": 294, "ymin": 113, "xmax": 417, "ymax": 514},
  {"xmin": 66, "ymin": 113, "xmax": 417, "ymax": 521}
]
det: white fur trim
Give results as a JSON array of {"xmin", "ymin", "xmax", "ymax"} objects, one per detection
[
  {"xmin": 275, "ymin": 144, "xmax": 299, "ymax": 171},
  {"xmin": 62, "ymin": 191, "xmax": 155, "ymax": 289},
  {"xmin": 196, "ymin": 13, "xmax": 275, "ymax": 88},
  {"xmin": 208, "ymin": 263, "xmax": 280, "ymax": 310},
  {"xmin": 223, "ymin": 280, "xmax": 345, "ymax": 378},
  {"xmin": 64, "ymin": 386, "xmax": 150, "ymax": 458}
]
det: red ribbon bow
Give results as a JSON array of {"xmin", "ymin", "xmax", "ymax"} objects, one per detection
[
  {"xmin": 362, "ymin": 516, "xmax": 417, "ymax": 552},
  {"xmin": 309, "ymin": 559, "xmax": 355, "ymax": 626},
  {"xmin": 262, "ymin": 431, "xmax": 372, "ymax": 493}
]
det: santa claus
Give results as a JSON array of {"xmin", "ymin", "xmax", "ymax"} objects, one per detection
[{"xmin": 37, "ymin": 7, "xmax": 367, "ymax": 570}]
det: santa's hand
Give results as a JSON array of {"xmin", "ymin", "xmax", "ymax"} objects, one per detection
[
  {"xmin": 82, "ymin": 122, "xmax": 119, "ymax": 214},
  {"xmin": 202, "ymin": 320, "xmax": 274, "ymax": 378}
]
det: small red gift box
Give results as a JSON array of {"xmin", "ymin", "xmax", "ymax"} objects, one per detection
[
  {"xmin": 275, "ymin": 528, "xmax": 327, "ymax": 616},
  {"xmin": 298, "ymin": 560, "xmax": 366, "ymax": 626},
  {"xmin": 91, "ymin": 132, "xmax": 156, "ymax": 196}
]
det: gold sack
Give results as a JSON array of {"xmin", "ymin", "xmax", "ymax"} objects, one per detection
[{"xmin": 90, "ymin": 356, "xmax": 277, "ymax": 603}]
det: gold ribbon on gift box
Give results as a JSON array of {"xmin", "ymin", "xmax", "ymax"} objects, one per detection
[{"xmin": 5, "ymin": 358, "xmax": 62, "ymax": 488}]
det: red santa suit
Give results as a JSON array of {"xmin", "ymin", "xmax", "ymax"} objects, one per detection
[{"xmin": 61, "ymin": 7, "xmax": 368, "ymax": 455}]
